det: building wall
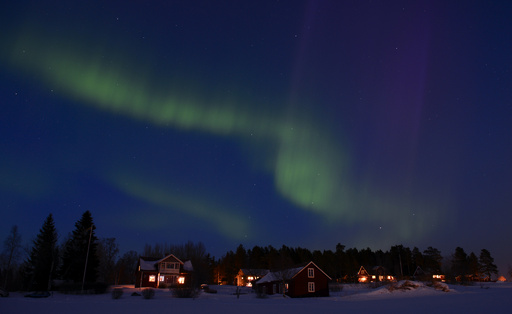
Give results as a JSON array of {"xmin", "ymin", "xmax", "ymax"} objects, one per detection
[
  {"xmin": 135, "ymin": 271, "xmax": 158, "ymax": 288},
  {"xmin": 288, "ymin": 265, "xmax": 329, "ymax": 297}
]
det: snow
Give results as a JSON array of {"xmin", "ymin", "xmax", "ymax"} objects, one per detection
[
  {"xmin": 2, "ymin": 282, "xmax": 512, "ymax": 314},
  {"xmin": 257, "ymin": 266, "xmax": 303, "ymax": 283},
  {"xmin": 138, "ymin": 259, "xmax": 156, "ymax": 271}
]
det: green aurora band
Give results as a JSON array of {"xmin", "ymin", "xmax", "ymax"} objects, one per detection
[
  {"xmin": 7, "ymin": 34, "xmax": 350, "ymax": 218},
  {"xmin": 4, "ymin": 31, "xmax": 448, "ymax": 243},
  {"xmin": 110, "ymin": 173, "xmax": 249, "ymax": 239}
]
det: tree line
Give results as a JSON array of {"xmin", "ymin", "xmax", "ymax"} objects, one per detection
[
  {"xmin": 0, "ymin": 212, "xmax": 139, "ymax": 292},
  {"xmin": 213, "ymin": 243, "xmax": 499, "ymax": 285},
  {"xmin": 0, "ymin": 212, "xmax": 504, "ymax": 292}
]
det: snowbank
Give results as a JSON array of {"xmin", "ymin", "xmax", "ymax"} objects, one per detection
[{"xmin": 1, "ymin": 283, "xmax": 512, "ymax": 314}]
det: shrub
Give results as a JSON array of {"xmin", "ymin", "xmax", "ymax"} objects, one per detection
[
  {"xmin": 111, "ymin": 288, "xmax": 123, "ymax": 299},
  {"xmin": 329, "ymin": 283, "xmax": 344, "ymax": 292},
  {"xmin": 433, "ymin": 282, "xmax": 450, "ymax": 292},
  {"xmin": 255, "ymin": 289, "xmax": 267, "ymax": 299},
  {"xmin": 172, "ymin": 287, "xmax": 198, "ymax": 298},
  {"xmin": 142, "ymin": 288, "xmax": 155, "ymax": 299}
]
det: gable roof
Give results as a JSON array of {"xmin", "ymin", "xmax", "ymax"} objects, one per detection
[
  {"xmin": 358, "ymin": 266, "xmax": 370, "ymax": 276},
  {"xmin": 139, "ymin": 254, "xmax": 184, "ymax": 271},
  {"xmin": 156, "ymin": 254, "xmax": 184, "ymax": 265},
  {"xmin": 257, "ymin": 261, "xmax": 331, "ymax": 283}
]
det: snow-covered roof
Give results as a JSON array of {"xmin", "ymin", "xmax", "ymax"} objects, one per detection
[
  {"xmin": 139, "ymin": 254, "xmax": 186, "ymax": 271},
  {"xmin": 139, "ymin": 258, "xmax": 158, "ymax": 271},
  {"xmin": 257, "ymin": 261, "xmax": 332, "ymax": 283},
  {"xmin": 259, "ymin": 266, "xmax": 303, "ymax": 283}
]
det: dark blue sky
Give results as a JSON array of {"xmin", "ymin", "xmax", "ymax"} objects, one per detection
[{"xmin": 1, "ymin": 0, "xmax": 511, "ymax": 272}]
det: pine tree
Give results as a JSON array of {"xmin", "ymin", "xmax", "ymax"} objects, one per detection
[
  {"xmin": 479, "ymin": 249, "xmax": 498, "ymax": 280},
  {"xmin": 423, "ymin": 247, "xmax": 443, "ymax": 274},
  {"xmin": 451, "ymin": 247, "xmax": 468, "ymax": 279},
  {"xmin": 25, "ymin": 214, "xmax": 59, "ymax": 291},
  {"xmin": 60, "ymin": 211, "xmax": 99, "ymax": 284},
  {"xmin": 467, "ymin": 252, "xmax": 480, "ymax": 277}
]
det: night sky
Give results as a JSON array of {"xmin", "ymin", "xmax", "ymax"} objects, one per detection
[{"xmin": 1, "ymin": 1, "xmax": 511, "ymax": 272}]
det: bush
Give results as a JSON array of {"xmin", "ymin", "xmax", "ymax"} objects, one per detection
[
  {"xmin": 142, "ymin": 288, "xmax": 155, "ymax": 299},
  {"xmin": 329, "ymin": 283, "xmax": 344, "ymax": 292},
  {"xmin": 111, "ymin": 288, "xmax": 123, "ymax": 299},
  {"xmin": 255, "ymin": 289, "xmax": 267, "ymax": 299},
  {"xmin": 172, "ymin": 287, "xmax": 198, "ymax": 298},
  {"xmin": 433, "ymin": 282, "xmax": 450, "ymax": 292}
]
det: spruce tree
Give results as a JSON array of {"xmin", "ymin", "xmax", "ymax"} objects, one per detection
[
  {"xmin": 423, "ymin": 247, "xmax": 443, "ymax": 274},
  {"xmin": 479, "ymin": 249, "xmax": 498, "ymax": 280},
  {"xmin": 26, "ymin": 214, "xmax": 59, "ymax": 291},
  {"xmin": 467, "ymin": 252, "xmax": 480, "ymax": 277},
  {"xmin": 451, "ymin": 247, "xmax": 468, "ymax": 279},
  {"xmin": 60, "ymin": 211, "xmax": 99, "ymax": 284}
]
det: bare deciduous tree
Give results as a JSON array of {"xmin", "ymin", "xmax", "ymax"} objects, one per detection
[{"xmin": 2, "ymin": 225, "xmax": 22, "ymax": 291}]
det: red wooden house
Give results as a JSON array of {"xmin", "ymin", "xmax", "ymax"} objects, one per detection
[
  {"xmin": 135, "ymin": 254, "xmax": 193, "ymax": 288},
  {"xmin": 254, "ymin": 261, "xmax": 331, "ymax": 297}
]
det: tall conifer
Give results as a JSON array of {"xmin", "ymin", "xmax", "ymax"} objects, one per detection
[
  {"xmin": 26, "ymin": 214, "xmax": 59, "ymax": 291},
  {"xmin": 60, "ymin": 211, "xmax": 99, "ymax": 284}
]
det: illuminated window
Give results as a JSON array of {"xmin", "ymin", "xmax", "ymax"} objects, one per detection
[
  {"xmin": 149, "ymin": 275, "xmax": 156, "ymax": 282},
  {"xmin": 308, "ymin": 282, "xmax": 315, "ymax": 293},
  {"xmin": 159, "ymin": 276, "xmax": 165, "ymax": 282},
  {"xmin": 178, "ymin": 276, "xmax": 185, "ymax": 284},
  {"xmin": 308, "ymin": 268, "xmax": 314, "ymax": 278}
]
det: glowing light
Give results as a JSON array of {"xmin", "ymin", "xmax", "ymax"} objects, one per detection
[
  {"xmin": 178, "ymin": 277, "xmax": 185, "ymax": 284},
  {"xmin": 149, "ymin": 275, "xmax": 156, "ymax": 282}
]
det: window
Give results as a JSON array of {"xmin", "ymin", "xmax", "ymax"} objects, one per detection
[
  {"xmin": 149, "ymin": 275, "xmax": 156, "ymax": 282},
  {"xmin": 159, "ymin": 276, "xmax": 165, "ymax": 282},
  {"xmin": 308, "ymin": 268, "xmax": 314, "ymax": 278},
  {"xmin": 178, "ymin": 276, "xmax": 185, "ymax": 284},
  {"xmin": 164, "ymin": 262, "xmax": 179, "ymax": 270},
  {"xmin": 308, "ymin": 282, "xmax": 315, "ymax": 293}
]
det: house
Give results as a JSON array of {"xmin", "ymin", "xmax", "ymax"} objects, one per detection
[
  {"xmin": 412, "ymin": 266, "xmax": 445, "ymax": 282},
  {"xmin": 371, "ymin": 266, "xmax": 396, "ymax": 282},
  {"xmin": 254, "ymin": 261, "xmax": 331, "ymax": 297},
  {"xmin": 357, "ymin": 266, "xmax": 371, "ymax": 282},
  {"xmin": 135, "ymin": 254, "xmax": 193, "ymax": 288},
  {"xmin": 235, "ymin": 269, "xmax": 269, "ymax": 287},
  {"xmin": 412, "ymin": 266, "xmax": 429, "ymax": 281},
  {"xmin": 357, "ymin": 266, "xmax": 395, "ymax": 282}
]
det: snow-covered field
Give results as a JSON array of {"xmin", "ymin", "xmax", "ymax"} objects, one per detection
[{"xmin": 2, "ymin": 282, "xmax": 512, "ymax": 314}]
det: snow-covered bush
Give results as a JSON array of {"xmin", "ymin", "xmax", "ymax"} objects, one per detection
[
  {"xmin": 388, "ymin": 280, "xmax": 422, "ymax": 291},
  {"xmin": 172, "ymin": 287, "xmax": 198, "ymax": 298},
  {"xmin": 329, "ymin": 283, "xmax": 343, "ymax": 292},
  {"xmin": 433, "ymin": 282, "xmax": 450, "ymax": 292},
  {"xmin": 111, "ymin": 288, "xmax": 123, "ymax": 299},
  {"xmin": 142, "ymin": 288, "xmax": 155, "ymax": 299}
]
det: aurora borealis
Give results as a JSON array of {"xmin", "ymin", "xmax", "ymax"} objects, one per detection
[{"xmin": 1, "ymin": 1, "xmax": 511, "ymax": 270}]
